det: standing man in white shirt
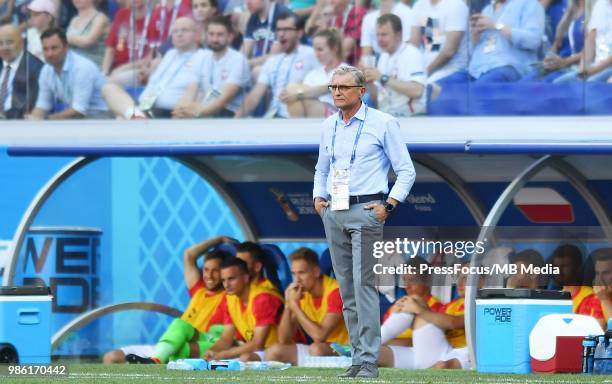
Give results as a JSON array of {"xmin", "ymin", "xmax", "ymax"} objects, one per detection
[
  {"xmin": 410, "ymin": 0, "xmax": 469, "ymax": 83},
  {"xmin": 173, "ymin": 16, "xmax": 250, "ymax": 118},
  {"xmin": 313, "ymin": 65, "xmax": 416, "ymax": 378},
  {"xmin": 363, "ymin": 14, "xmax": 427, "ymax": 117},
  {"xmin": 235, "ymin": 12, "xmax": 318, "ymax": 118}
]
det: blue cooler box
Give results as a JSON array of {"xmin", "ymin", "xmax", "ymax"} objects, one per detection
[
  {"xmin": 476, "ymin": 288, "xmax": 572, "ymax": 373},
  {"xmin": 0, "ymin": 286, "xmax": 52, "ymax": 364}
]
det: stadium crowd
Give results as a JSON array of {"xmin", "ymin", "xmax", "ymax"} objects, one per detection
[
  {"xmin": 0, "ymin": 0, "xmax": 611, "ymax": 119},
  {"xmin": 102, "ymin": 237, "xmax": 612, "ymax": 370}
]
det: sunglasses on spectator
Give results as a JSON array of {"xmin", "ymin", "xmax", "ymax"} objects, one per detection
[{"xmin": 328, "ymin": 85, "xmax": 363, "ymax": 92}]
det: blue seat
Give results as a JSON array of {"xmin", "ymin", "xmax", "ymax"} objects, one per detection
[
  {"xmin": 213, "ymin": 241, "xmax": 238, "ymax": 256},
  {"xmin": 319, "ymin": 248, "xmax": 334, "ymax": 277},
  {"xmin": 260, "ymin": 244, "xmax": 292, "ymax": 292}
]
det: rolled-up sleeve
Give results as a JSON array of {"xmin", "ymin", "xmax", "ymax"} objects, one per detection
[
  {"xmin": 383, "ymin": 118, "xmax": 416, "ymax": 202},
  {"xmin": 70, "ymin": 67, "xmax": 94, "ymax": 115},
  {"xmin": 34, "ymin": 66, "xmax": 53, "ymax": 111},
  {"xmin": 510, "ymin": 1, "xmax": 545, "ymax": 51},
  {"xmin": 313, "ymin": 125, "xmax": 331, "ymax": 200}
]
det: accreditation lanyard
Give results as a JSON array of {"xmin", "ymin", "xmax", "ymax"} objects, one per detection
[
  {"xmin": 159, "ymin": 0, "xmax": 180, "ymax": 43},
  {"xmin": 129, "ymin": 8, "xmax": 152, "ymax": 62},
  {"xmin": 331, "ymin": 105, "xmax": 368, "ymax": 168}
]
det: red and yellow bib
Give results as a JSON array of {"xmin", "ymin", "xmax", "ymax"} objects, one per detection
[
  {"xmin": 226, "ymin": 282, "xmax": 283, "ymax": 348},
  {"xmin": 180, "ymin": 288, "xmax": 225, "ymax": 332},
  {"xmin": 443, "ymin": 297, "xmax": 466, "ymax": 348},
  {"xmin": 299, "ymin": 275, "xmax": 349, "ymax": 344}
]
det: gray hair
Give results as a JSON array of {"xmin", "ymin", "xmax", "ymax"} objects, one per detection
[{"xmin": 332, "ymin": 65, "xmax": 366, "ymax": 87}]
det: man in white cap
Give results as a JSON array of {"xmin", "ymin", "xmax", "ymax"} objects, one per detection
[{"xmin": 26, "ymin": 0, "xmax": 56, "ymax": 61}]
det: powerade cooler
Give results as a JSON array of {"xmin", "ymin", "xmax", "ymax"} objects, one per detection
[
  {"xmin": 0, "ymin": 286, "xmax": 52, "ymax": 364},
  {"xmin": 476, "ymin": 288, "xmax": 572, "ymax": 373}
]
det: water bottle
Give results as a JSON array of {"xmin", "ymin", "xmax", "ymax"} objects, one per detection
[
  {"xmin": 583, "ymin": 336, "xmax": 597, "ymax": 373},
  {"xmin": 208, "ymin": 359, "xmax": 245, "ymax": 371},
  {"xmin": 167, "ymin": 358, "xmax": 208, "ymax": 371},
  {"xmin": 594, "ymin": 336, "xmax": 606, "ymax": 374},
  {"xmin": 244, "ymin": 361, "xmax": 291, "ymax": 370},
  {"xmin": 604, "ymin": 336, "xmax": 612, "ymax": 374}
]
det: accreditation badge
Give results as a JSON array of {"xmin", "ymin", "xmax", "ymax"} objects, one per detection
[
  {"xmin": 483, "ymin": 35, "xmax": 497, "ymax": 54},
  {"xmin": 138, "ymin": 86, "xmax": 163, "ymax": 111},
  {"xmin": 331, "ymin": 167, "xmax": 350, "ymax": 211}
]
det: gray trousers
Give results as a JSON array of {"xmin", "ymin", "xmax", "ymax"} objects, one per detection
[{"xmin": 321, "ymin": 201, "xmax": 383, "ymax": 365}]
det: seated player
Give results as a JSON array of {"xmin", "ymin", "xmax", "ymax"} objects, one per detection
[
  {"xmin": 551, "ymin": 244, "xmax": 605, "ymax": 329},
  {"xmin": 593, "ymin": 248, "xmax": 612, "ymax": 325},
  {"xmin": 205, "ymin": 257, "xmax": 283, "ymax": 361},
  {"xmin": 505, "ymin": 249, "xmax": 547, "ymax": 289},
  {"xmin": 264, "ymin": 248, "xmax": 348, "ymax": 366},
  {"xmin": 236, "ymin": 241, "xmax": 279, "ymax": 292},
  {"xmin": 378, "ymin": 256, "xmax": 443, "ymax": 368},
  {"xmin": 103, "ymin": 237, "xmax": 232, "ymax": 364},
  {"xmin": 394, "ymin": 262, "xmax": 471, "ymax": 369}
]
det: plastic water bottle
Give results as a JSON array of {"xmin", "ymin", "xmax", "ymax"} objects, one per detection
[
  {"xmin": 244, "ymin": 361, "xmax": 291, "ymax": 370},
  {"xmin": 208, "ymin": 359, "xmax": 245, "ymax": 371},
  {"xmin": 593, "ymin": 336, "xmax": 606, "ymax": 374},
  {"xmin": 583, "ymin": 336, "xmax": 597, "ymax": 373},
  {"xmin": 167, "ymin": 358, "xmax": 208, "ymax": 371},
  {"xmin": 304, "ymin": 355, "xmax": 351, "ymax": 368},
  {"xmin": 604, "ymin": 335, "xmax": 612, "ymax": 374}
]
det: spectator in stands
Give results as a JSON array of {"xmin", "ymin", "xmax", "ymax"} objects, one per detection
[
  {"xmin": 192, "ymin": 0, "xmax": 219, "ymax": 47},
  {"xmin": 147, "ymin": 0, "xmax": 192, "ymax": 55},
  {"xmin": 305, "ymin": 0, "xmax": 335, "ymax": 38},
  {"xmin": 29, "ymin": 27, "xmax": 108, "ymax": 119},
  {"xmin": 557, "ymin": 0, "xmax": 612, "ymax": 82},
  {"xmin": 282, "ymin": 28, "xmax": 345, "ymax": 117},
  {"xmin": 241, "ymin": 0, "xmax": 291, "ymax": 74},
  {"xmin": 363, "ymin": 14, "xmax": 427, "ymax": 117},
  {"xmin": 0, "ymin": 23, "xmax": 44, "ymax": 119},
  {"xmin": 378, "ymin": 257, "xmax": 444, "ymax": 369},
  {"xmin": 264, "ymin": 247, "xmax": 348, "ymax": 366},
  {"xmin": 102, "ymin": 17, "xmax": 206, "ymax": 118},
  {"xmin": 505, "ymin": 249, "xmax": 547, "ymax": 289},
  {"xmin": 593, "ymin": 248, "xmax": 612, "ymax": 323},
  {"xmin": 26, "ymin": 0, "xmax": 56, "ymax": 62},
  {"xmin": 360, "ymin": 0, "xmax": 412, "ymax": 61},
  {"xmin": 235, "ymin": 241, "xmax": 279, "ymax": 291},
  {"xmin": 102, "ymin": 0, "xmax": 153, "ymax": 86},
  {"xmin": 551, "ymin": 244, "xmax": 605, "ymax": 328},
  {"xmin": 469, "ymin": 0, "xmax": 545, "ymax": 82},
  {"xmin": 204, "ymin": 257, "xmax": 283, "ymax": 361},
  {"xmin": 235, "ymin": 12, "xmax": 317, "ymax": 118},
  {"xmin": 409, "ymin": 0, "xmax": 469, "ymax": 83},
  {"xmin": 173, "ymin": 15, "xmax": 249, "ymax": 118},
  {"xmin": 394, "ymin": 261, "xmax": 470, "ymax": 369},
  {"xmin": 0, "ymin": 0, "xmax": 14, "ymax": 25},
  {"xmin": 66, "ymin": 0, "xmax": 110, "ymax": 67},
  {"xmin": 534, "ymin": 0, "xmax": 586, "ymax": 82},
  {"xmin": 105, "ymin": 241, "xmax": 232, "ymax": 364},
  {"xmin": 332, "ymin": 0, "xmax": 367, "ymax": 65}
]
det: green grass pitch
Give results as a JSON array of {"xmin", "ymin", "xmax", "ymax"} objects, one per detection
[{"xmin": 2, "ymin": 365, "xmax": 612, "ymax": 383}]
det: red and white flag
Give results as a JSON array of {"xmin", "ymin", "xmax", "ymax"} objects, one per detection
[{"xmin": 513, "ymin": 187, "xmax": 574, "ymax": 224}]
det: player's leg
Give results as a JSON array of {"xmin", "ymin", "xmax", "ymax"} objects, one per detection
[
  {"xmin": 411, "ymin": 316, "xmax": 453, "ymax": 369},
  {"xmin": 264, "ymin": 343, "xmax": 299, "ymax": 365},
  {"xmin": 103, "ymin": 349, "xmax": 126, "ymax": 364},
  {"xmin": 381, "ymin": 312, "xmax": 415, "ymax": 344},
  {"xmin": 152, "ymin": 318, "xmax": 197, "ymax": 363}
]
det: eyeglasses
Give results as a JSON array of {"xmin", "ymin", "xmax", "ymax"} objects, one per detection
[{"xmin": 327, "ymin": 85, "xmax": 363, "ymax": 93}]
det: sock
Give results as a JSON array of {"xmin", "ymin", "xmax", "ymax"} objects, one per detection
[
  {"xmin": 152, "ymin": 341, "xmax": 175, "ymax": 364},
  {"xmin": 381, "ymin": 312, "xmax": 415, "ymax": 344}
]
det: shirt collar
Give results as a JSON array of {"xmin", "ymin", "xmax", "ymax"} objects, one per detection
[
  {"xmin": 2, "ymin": 50, "xmax": 24, "ymax": 70},
  {"xmin": 337, "ymin": 101, "xmax": 367, "ymax": 124},
  {"xmin": 61, "ymin": 50, "xmax": 74, "ymax": 73}
]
